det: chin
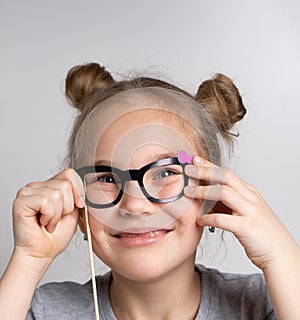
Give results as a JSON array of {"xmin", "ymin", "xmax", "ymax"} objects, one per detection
[
  {"xmin": 109, "ymin": 245, "xmax": 197, "ymax": 284},
  {"xmin": 112, "ymin": 258, "xmax": 178, "ymax": 283}
]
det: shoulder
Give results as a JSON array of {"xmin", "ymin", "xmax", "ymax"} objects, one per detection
[
  {"xmin": 196, "ymin": 264, "xmax": 275, "ymax": 320},
  {"xmin": 28, "ymin": 272, "xmax": 112, "ymax": 320},
  {"xmin": 197, "ymin": 263, "xmax": 266, "ymax": 291}
]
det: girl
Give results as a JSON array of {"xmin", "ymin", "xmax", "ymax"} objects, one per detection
[{"xmin": 0, "ymin": 63, "xmax": 299, "ymax": 320}]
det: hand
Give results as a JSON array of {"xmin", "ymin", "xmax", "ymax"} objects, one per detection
[
  {"xmin": 184, "ymin": 156, "xmax": 299, "ymax": 271},
  {"xmin": 12, "ymin": 169, "xmax": 85, "ymax": 264}
]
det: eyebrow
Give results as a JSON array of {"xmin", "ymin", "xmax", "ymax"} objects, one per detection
[
  {"xmin": 152, "ymin": 152, "xmax": 176, "ymax": 162},
  {"xmin": 94, "ymin": 152, "xmax": 176, "ymax": 167},
  {"xmin": 94, "ymin": 159, "xmax": 112, "ymax": 166}
]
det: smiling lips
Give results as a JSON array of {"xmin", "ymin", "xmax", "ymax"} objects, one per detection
[{"xmin": 112, "ymin": 229, "xmax": 173, "ymax": 246}]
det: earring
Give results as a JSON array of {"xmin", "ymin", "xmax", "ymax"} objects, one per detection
[
  {"xmin": 83, "ymin": 234, "xmax": 87, "ymax": 241},
  {"xmin": 208, "ymin": 226, "xmax": 215, "ymax": 233}
]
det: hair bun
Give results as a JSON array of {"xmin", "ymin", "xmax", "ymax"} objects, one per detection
[
  {"xmin": 195, "ymin": 73, "xmax": 247, "ymax": 136},
  {"xmin": 65, "ymin": 62, "xmax": 115, "ymax": 112}
]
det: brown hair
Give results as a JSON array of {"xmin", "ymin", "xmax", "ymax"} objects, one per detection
[
  {"xmin": 65, "ymin": 63, "xmax": 247, "ymax": 167},
  {"xmin": 195, "ymin": 73, "xmax": 246, "ymax": 137}
]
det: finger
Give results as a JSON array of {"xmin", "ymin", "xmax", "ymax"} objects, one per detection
[
  {"xmin": 15, "ymin": 186, "xmax": 64, "ymax": 233},
  {"xmin": 185, "ymin": 165, "xmax": 226, "ymax": 184},
  {"xmin": 184, "ymin": 184, "xmax": 253, "ymax": 216},
  {"xmin": 185, "ymin": 164, "xmax": 256, "ymax": 201},
  {"xmin": 14, "ymin": 194, "xmax": 57, "ymax": 231},
  {"xmin": 192, "ymin": 155, "xmax": 216, "ymax": 167},
  {"xmin": 49, "ymin": 169, "xmax": 85, "ymax": 208},
  {"xmin": 197, "ymin": 213, "xmax": 245, "ymax": 235},
  {"xmin": 36, "ymin": 194, "xmax": 62, "ymax": 233},
  {"xmin": 54, "ymin": 207, "xmax": 80, "ymax": 235},
  {"xmin": 23, "ymin": 182, "xmax": 74, "ymax": 215}
]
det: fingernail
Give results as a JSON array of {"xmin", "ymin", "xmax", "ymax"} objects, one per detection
[
  {"xmin": 47, "ymin": 224, "xmax": 57, "ymax": 233},
  {"xmin": 73, "ymin": 171, "xmax": 85, "ymax": 204},
  {"xmin": 186, "ymin": 165, "xmax": 197, "ymax": 173},
  {"xmin": 78, "ymin": 196, "xmax": 86, "ymax": 208},
  {"xmin": 196, "ymin": 217, "xmax": 202, "ymax": 225},
  {"xmin": 194, "ymin": 156, "xmax": 205, "ymax": 165},
  {"xmin": 185, "ymin": 186, "xmax": 196, "ymax": 195}
]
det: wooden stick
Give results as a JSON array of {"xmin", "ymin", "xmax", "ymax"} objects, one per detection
[{"xmin": 84, "ymin": 205, "xmax": 100, "ymax": 320}]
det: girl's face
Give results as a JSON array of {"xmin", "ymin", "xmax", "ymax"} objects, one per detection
[{"xmin": 81, "ymin": 106, "xmax": 204, "ymax": 282}]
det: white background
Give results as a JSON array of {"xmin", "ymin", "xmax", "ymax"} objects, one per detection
[{"xmin": 1, "ymin": 0, "xmax": 299, "ymax": 285}]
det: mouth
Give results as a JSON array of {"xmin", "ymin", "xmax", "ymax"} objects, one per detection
[{"xmin": 110, "ymin": 227, "xmax": 175, "ymax": 246}]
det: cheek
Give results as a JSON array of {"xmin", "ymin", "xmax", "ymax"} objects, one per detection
[
  {"xmin": 87, "ymin": 216, "xmax": 117, "ymax": 267},
  {"xmin": 178, "ymin": 198, "xmax": 202, "ymax": 223},
  {"xmin": 177, "ymin": 199, "xmax": 204, "ymax": 240}
]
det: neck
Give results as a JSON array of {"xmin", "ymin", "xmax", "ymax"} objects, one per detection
[{"xmin": 110, "ymin": 257, "xmax": 201, "ymax": 320}]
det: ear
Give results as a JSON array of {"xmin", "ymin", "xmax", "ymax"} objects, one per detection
[{"xmin": 78, "ymin": 208, "xmax": 87, "ymax": 234}]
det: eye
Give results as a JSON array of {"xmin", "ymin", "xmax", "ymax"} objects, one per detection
[
  {"xmin": 154, "ymin": 169, "xmax": 176, "ymax": 180},
  {"xmin": 84, "ymin": 172, "xmax": 122, "ymax": 188},
  {"xmin": 97, "ymin": 174, "xmax": 117, "ymax": 184}
]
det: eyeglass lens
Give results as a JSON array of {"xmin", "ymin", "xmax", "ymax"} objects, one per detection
[{"xmin": 83, "ymin": 163, "xmax": 184, "ymax": 206}]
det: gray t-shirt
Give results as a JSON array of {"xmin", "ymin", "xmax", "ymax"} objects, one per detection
[{"xmin": 26, "ymin": 264, "xmax": 275, "ymax": 319}]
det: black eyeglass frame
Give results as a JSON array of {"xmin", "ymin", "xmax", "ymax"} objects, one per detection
[{"xmin": 76, "ymin": 157, "xmax": 189, "ymax": 209}]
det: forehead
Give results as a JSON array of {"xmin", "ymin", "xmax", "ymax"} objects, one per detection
[
  {"xmin": 100, "ymin": 108, "xmax": 187, "ymax": 144},
  {"xmin": 98, "ymin": 107, "xmax": 195, "ymax": 166},
  {"xmin": 72, "ymin": 88, "xmax": 209, "ymax": 167}
]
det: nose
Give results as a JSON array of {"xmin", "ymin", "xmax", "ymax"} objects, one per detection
[{"xmin": 119, "ymin": 181, "xmax": 156, "ymax": 217}]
